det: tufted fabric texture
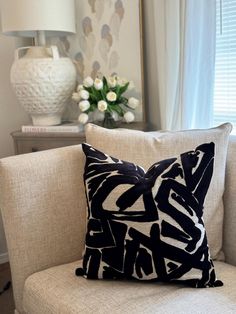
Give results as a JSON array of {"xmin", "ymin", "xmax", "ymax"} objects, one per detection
[
  {"xmin": 223, "ymin": 136, "xmax": 236, "ymax": 265},
  {"xmin": 85, "ymin": 123, "xmax": 232, "ymax": 261},
  {"xmin": 0, "ymin": 145, "xmax": 87, "ymax": 314},
  {"xmin": 23, "ymin": 260, "xmax": 236, "ymax": 314},
  {"xmin": 1, "ymin": 128, "xmax": 236, "ymax": 314}
]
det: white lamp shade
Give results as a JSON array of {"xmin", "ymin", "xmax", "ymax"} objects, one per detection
[{"xmin": 1, "ymin": 0, "xmax": 76, "ymax": 37}]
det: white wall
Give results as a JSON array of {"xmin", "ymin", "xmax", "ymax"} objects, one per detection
[{"xmin": 0, "ymin": 33, "xmax": 31, "ymax": 262}]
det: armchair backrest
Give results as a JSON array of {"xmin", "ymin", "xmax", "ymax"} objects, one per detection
[{"xmin": 0, "ymin": 144, "xmax": 87, "ymax": 313}]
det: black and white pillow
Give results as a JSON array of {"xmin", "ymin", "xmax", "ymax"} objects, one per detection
[{"xmin": 76, "ymin": 142, "xmax": 223, "ymax": 288}]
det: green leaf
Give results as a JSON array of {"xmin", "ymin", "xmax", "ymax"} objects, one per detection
[
  {"xmin": 112, "ymin": 104, "xmax": 124, "ymax": 116},
  {"xmin": 123, "ymin": 103, "xmax": 135, "ymax": 110},
  {"xmin": 90, "ymin": 103, "xmax": 97, "ymax": 111},
  {"xmin": 115, "ymin": 85, "xmax": 120, "ymax": 95},
  {"xmin": 120, "ymin": 82, "xmax": 129, "ymax": 94},
  {"xmin": 106, "ymin": 105, "xmax": 112, "ymax": 113},
  {"xmin": 84, "ymin": 86, "xmax": 92, "ymax": 93},
  {"xmin": 90, "ymin": 86, "xmax": 102, "ymax": 101},
  {"xmin": 117, "ymin": 82, "xmax": 129, "ymax": 98},
  {"xmin": 101, "ymin": 88, "xmax": 107, "ymax": 100},
  {"xmin": 89, "ymin": 93, "xmax": 98, "ymax": 102},
  {"xmin": 103, "ymin": 76, "xmax": 108, "ymax": 89},
  {"xmin": 119, "ymin": 96, "xmax": 128, "ymax": 104}
]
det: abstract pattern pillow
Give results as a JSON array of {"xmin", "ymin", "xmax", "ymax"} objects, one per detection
[
  {"xmin": 76, "ymin": 142, "xmax": 223, "ymax": 288},
  {"xmin": 85, "ymin": 123, "xmax": 232, "ymax": 260}
]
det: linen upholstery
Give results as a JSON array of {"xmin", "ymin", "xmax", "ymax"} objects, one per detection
[
  {"xmin": 0, "ymin": 146, "xmax": 87, "ymax": 314},
  {"xmin": 223, "ymin": 136, "xmax": 236, "ymax": 266},
  {"xmin": 85, "ymin": 123, "xmax": 232, "ymax": 260},
  {"xmin": 0, "ymin": 135, "xmax": 236, "ymax": 314},
  {"xmin": 23, "ymin": 260, "xmax": 236, "ymax": 314}
]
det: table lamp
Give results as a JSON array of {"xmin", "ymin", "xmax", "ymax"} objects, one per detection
[{"xmin": 1, "ymin": 0, "xmax": 77, "ymax": 126}]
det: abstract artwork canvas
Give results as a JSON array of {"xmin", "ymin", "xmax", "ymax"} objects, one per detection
[{"xmin": 55, "ymin": 0, "xmax": 144, "ymax": 121}]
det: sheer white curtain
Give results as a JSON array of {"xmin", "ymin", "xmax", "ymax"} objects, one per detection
[{"xmin": 152, "ymin": 0, "xmax": 216, "ymax": 130}]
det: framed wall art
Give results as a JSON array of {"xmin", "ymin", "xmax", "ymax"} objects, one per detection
[{"xmin": 56, "ymin": 0, "xmax": 144, "ymax": 121}]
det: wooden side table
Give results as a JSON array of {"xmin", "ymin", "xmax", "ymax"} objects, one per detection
[
  {"xmin": 11, "ymin": 131, "xmax": 86, "ymax": 154},
  {"xmin": 11, "ymin": 122, "xmax": 148, "ymax": 155}
]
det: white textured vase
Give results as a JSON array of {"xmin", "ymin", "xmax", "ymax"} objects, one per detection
[{"xmin": 10, "ymin": 46, "xmax": 76, "ymax": 126}]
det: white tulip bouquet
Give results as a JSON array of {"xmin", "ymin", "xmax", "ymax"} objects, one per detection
[{"xmin": 72, "ymin": 75, "xmax": 139, "ymax": 128}]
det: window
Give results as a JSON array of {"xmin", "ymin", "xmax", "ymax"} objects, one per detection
[{"xmin": 213, "ymin": 0, "xmax": 236, "ymax": 132}]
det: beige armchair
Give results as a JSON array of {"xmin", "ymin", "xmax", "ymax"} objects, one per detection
[{"xmin": 0, "ymin": 139, "xmax": 236, "ymax": 314}]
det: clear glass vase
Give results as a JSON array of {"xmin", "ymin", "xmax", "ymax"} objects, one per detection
[{"xmin": 102, "ymin": 112, "xmax": 117, "ymax": 129}]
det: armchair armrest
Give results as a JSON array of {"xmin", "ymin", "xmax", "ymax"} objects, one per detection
[
  {"xmin": 0, "ymin": 145, "xmax": 87, "ymax": 313},
  {"xmin": 223, "ymin": 136, "xmax": 236, "ymax": 266}
]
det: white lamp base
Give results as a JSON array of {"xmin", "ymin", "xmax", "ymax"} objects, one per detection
[{"xmin": 11, "ymin": 46, "xmax": 76, "ymax": 126}]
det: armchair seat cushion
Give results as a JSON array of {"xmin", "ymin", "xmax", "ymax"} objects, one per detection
[{"xmin": 23, "ymin": 260, "xmax": 236, "ymax": 314}]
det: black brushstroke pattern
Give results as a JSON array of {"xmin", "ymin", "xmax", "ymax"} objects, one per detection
[{"xmin": 76, "ymin": 142, "xmax": 223, "ymax": 288}]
